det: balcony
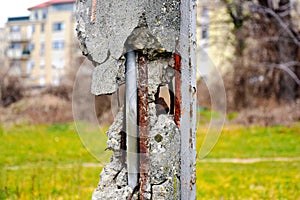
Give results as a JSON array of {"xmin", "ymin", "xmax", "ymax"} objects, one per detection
[
  {"xmin": 7, "ymin": 33, "xmax": 32, "ymax": 42},
  {"xmin": 6, "ymin": 49, "xmax": 31, "ymax": 60}
]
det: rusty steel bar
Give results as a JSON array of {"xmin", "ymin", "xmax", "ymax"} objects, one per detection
[
  {"xmin": 174, "ymin": 53, "xmax": 181, "ymax": 127},
  {"xmin": 138, "ymin": 53, "xmax": 150, "ymax": 200},
  {"xmin": 125, "ymin": 51, "xmax": 139, "ymax": 189},
  {"xmin": 90, "ymin": 0, "xmax": 97, "ymax": 23}
]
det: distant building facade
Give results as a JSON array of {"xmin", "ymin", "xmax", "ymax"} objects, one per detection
[
  {"xmin": 4, "ymin": 0, "xmax": 82, "ymax": 87},
  {"xmin": 0, "ymin": 28, "xmax": 6, "ymax": 60},
  {"xmin": 5, "ymin": 16, "xmax": 32, "ymax": 78},
  {"xmin": 196, "ymin": 0, "xmax": 234, "ymax": 77},
  {"xmin": 0, "ymin": 28, "xmax": 6, "ymax": 65}
]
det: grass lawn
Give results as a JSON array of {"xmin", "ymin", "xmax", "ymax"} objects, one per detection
[
  {"xmin": 0, "ymin": 123, "xmax": 300, "ymax": 199},
  {"xmin": 197, "ymin": 124, "xmax": 300, "ymax": 158},
  {"xmin": 197, "ymin": 161, "xmax": 300, "ymax": 199}
]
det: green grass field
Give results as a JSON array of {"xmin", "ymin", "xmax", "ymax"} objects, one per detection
[{"xmin": 0, "ymin": 122, "xmax": 300, "ymax": 199}]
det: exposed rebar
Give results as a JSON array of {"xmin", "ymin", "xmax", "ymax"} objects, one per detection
[
  {"xmin": 174, "ymin": 53, "xmax": 181, "ymax": 127},
  {"xmin": 138, "ymin": 53, "xmax": 150, "ymax": 200},
  {"xmin": 90, "ymin": 0, "xmax": 97, "ymax": 23}
]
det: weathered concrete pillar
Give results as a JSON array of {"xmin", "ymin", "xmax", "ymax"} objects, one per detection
[{"xmin": 75, "ymin": 0, "xmax": 196, "ymax": 199}]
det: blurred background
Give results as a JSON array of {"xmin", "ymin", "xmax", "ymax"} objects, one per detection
[{"xmin": 0, "ymin": 0, "xmax": 299, "ymax": 199}]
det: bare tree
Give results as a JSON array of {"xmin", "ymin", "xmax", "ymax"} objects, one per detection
[
  {"xmin": 0, "ymin": 65, "xmax": 24, "ymax": 107},
  {"xmin": 221, "ymin": 0, "xmax": 300, "ymax": 108}
]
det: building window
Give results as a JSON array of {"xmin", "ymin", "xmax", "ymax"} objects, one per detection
[
  {"xmin": 52, "ymin": 3, "xmax": 74, "ymax": 11},
  {"xmin": 40, "ymin": 76, "xmax": 45, "ymax": 86},
  {"xmin": 42, "ymin": 9, "xmax": 48, "ymax": 19},
  {"xmin": 10, "ymin": 25, "xmax": 21, "ymax": 33},
  {"xmin": 41, "ymin": 23, "xmax": 45, "ymax": 33},
  {"xmin": 28, "ymin": 43, "xmax": 34, "ymax": 51},
  {"xmin": 27, "ymin": 25, "xmax": 35, "ymax": 36},
  {"xmin": 27, "ymin": 61, "xmax": 35, "ymax": 74},
  {"xmin": 202, "ymin": 6, "xmax": 209, "ymax": 17},
  {"xmin": 53, "ymin": 22, "xmax": 65, "ymax": 31},
  {"xmin": 34, "ymin": 11, "xmax": 39, "ymax": 20},
  {"xmin": 202, "ymin": 25, "xmax": 209, "ymax": 39},
  {"xmin": 40, "ymin": 42, "xmax": 45, "ymax": 56},
  {"xmin": 52, "ymin": 40, "xmax": 64, "ymax": 49},
  {"xmin": 11, "ymin": 43, "xmax": 21, "ymax": 49},
  {"xmin": 31, "ymin": 25, "xmax": 35, "ymax": 33}
]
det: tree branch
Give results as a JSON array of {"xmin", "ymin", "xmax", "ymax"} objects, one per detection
[
  {"xmin": 256, "ymin": 61, "xmax": 300, "ymax": 85},
  {"xmin": 249, "ymin": 3, "xmax": 300, "ymax": 46}
]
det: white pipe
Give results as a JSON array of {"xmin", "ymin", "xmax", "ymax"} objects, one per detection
[{"xmin": 125, "ymin": 51, "xmax": 138, "ymax": 189}]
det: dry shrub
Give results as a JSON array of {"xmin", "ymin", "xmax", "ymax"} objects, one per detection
[
  {"xmin": 43, "ymin": 85, "xmax": 72, "ymax": 101},
  {"xmin": 232, "ymin": 100, "xmax": 300, "ymax": 127},
  {"xmin": 1, "ymin": 77, "xmax": 24, "ymax": 107},
  {"xmin": 0, "ymin": 94, "xmax": 73, "ymax": 125},
  {"xmin": 95, "ymin": 95, "xmax": 114, "ymax": 125}
]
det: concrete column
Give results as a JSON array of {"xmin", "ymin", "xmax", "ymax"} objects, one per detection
[
  {"xmin": 178, "ymin": 0, "xmax": 197, "ymax": 199},
  {"xmin": 75, "ymin": 1, "xmax": 196, "ymax": 199}
]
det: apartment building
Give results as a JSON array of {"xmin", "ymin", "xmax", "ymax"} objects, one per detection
[
  {"xmin": 0, "ymin": 28, "xmax": 5, "ymax": 58},
  {"xmin": 5, "ymin": 0, "xmax": 81, "ymax": 87},
  {"xmin": 196, "ymin": 0, "xmax": 234, "ymax": 77},
  {"xmin": 0, "ymin": 28, "xmax": 6, "ymax": 67},
  {"xmin": 4, "ymin": 16, "xmax": 32, "ymax": 78}
]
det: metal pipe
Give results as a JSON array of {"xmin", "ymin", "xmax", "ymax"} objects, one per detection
[
  {"xmin": 125, "ymin": 51, "xmax": 139, "ymax": 189},
  {"xmin": 138, "ymin": 53, "xmax": 149, "ymax": 200}
]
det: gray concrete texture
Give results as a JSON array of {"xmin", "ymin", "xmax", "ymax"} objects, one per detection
[
  {"xmin": 92, "ymin": 111, "xmax": 180, "ymax": 200},
  {"xmin": 76, "ymin": 0, "xmax": 182, "ymax": 199},
  {"xmin": 76, "ymin": 0, "xmax": 180, "ymax": 95},
  {"xmin": 90, "ymin": 58, "xmax": 181, "ymax": 199}
]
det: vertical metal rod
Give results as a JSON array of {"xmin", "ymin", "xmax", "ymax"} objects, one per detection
[
  {"xmin": 174, "ymin": 53, "xmax": 181, "ymax": 127},
  {"xmin": 125, "ymin": 51, "xmax": 139, "ymax": 189},
  {"xmin": 91, "ymin": 0, "xmax": 97, "ymax": 23},
  {"xmin": 138, "ymin": 53, "xmax": 149, "ymax": 200}
]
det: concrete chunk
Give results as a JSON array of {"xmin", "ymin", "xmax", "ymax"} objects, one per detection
[{"xmin": 76, "ymin": 0, "xmax": 180, "ymax": 95}]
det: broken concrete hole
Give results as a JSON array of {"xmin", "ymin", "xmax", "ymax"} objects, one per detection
[
  {"xmin": 76, "ymin": 0, "xmax": 196, "ymax": 199},
  {"xmin": 90, "ymin": 57, "xmax": 181, "ymax": 199},
  {"xmin": 91, "ymin": 53, "xmax": 181, "ymax": 199}
]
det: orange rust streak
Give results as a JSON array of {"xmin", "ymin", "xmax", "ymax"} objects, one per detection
[
  {"xmin": 174, "ymin": 53, "xmax": 181, "ymax": 127},
  {"xmin": 138, "ymin": 53, "xmax": 150, "ymax": 200},
  {"xmin": 91, "ymin": 0, "xmax": 97, "ymax": 23}
]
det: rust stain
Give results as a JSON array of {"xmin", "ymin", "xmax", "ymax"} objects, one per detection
[
  {"xmin": 91, "ymin": 0, "xmax": 97, "ymax": 23},
  {"xmin": 119, "ymin": 130, "xmax": 127, "ymax": 164},
  {"xmin": 138, "ymin": 53, "xmax": 150, "ymax": 200},
  {"xmin": 174, "ymin": 53, "xmax": 181, "ymax": 127}
]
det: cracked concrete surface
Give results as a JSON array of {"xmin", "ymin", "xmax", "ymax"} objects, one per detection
[
  {"xmin": 90, "ymin": 58, "xmax": 180, "ymax": 199},
  {"xmin": 76, "ymin": 0, "xmax": 181, "ymax": 199},
  {"xmin": 76, "ymin": 0, "xmax": 180, "ymax": 95},
  {"xmin": 92, "ymin": 112, "xmax": 180, "ymax": 200}
]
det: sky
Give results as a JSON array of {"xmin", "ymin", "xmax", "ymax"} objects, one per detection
[{"xmin": 0, "ymin": 0, "xmax": 45, "ymax": 28}]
